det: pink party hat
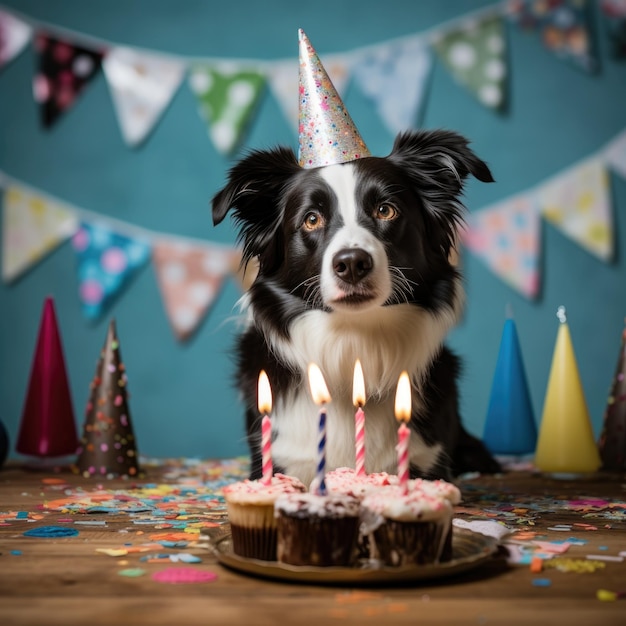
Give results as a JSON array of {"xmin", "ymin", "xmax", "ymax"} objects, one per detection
[
  {"xmin": 298, "ymin": 29, "xmax": 370, "ymax": 168},
  {"xmin": 16, "ymin": 297, "xmax": 78, "ymax": 457}
]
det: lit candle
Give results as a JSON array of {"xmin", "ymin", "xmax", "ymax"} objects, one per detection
[
  {"xmin": 395, "ymin": 371, "xmax": 412, "ymax": 493},
  {"xmin": 353, "ymin": 359, "xmax": 366, "ymax": 477},
  {"xmin": 308, "ymin": 363, "xmax": 331, "ymax": 495},
  {"xmin": 257, "ymin": 370, "xmax": 273, "ymax": 485}
]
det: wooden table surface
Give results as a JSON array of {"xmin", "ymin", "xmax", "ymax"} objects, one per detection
[{"xmin": 0, "ymin": 461, "xmax": 625, "ymax": 626}]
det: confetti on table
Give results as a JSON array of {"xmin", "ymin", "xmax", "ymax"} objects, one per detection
[
  {"xmin": 23, "ymin": 526, "xmax": 79, "ymax": 538},
  {"xmin": 151, "ymin": 567, "xmax": 218, "ymax": 584},
  {"xmin": 532, "ymin": 578, "xmax": 552, "ymax": 587},
  {"xmin": 118, "ymin": 568, "xmax": 146, "ymax": 577}
]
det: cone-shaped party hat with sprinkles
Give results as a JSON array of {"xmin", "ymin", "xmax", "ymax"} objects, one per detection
[
  {"xmin": 16, "ymin": 297, "xmax": 78, "ymax": 458},
  {"xmin": 298, "ymin": 29, "xmax": 370, "ymax": 168},
  {"xmin": 74, "ymin": 319, "xmax": 141, "ymax": 478}
]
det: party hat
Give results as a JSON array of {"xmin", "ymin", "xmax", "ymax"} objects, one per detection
[
  {"xmin": 74, "ymin": 319, "xmax": 141, "ymax": 478},
  {"xmin": 483, "ymin": 308, "xmax": 537, "ymax": 455},
  {"xmin": 534, "ymin": 306, "xmax": 601, "ymax": 475},
  {"xmin": 298, "ymin": 29, "xmax": 370, "ymax": 168},
  {"xmin": 16, "ymin": 297, "xmax": 78, "ymax": 458},
  {"xmin": 597, "ymin": 320, "xmax": 626, "ymax": 471}
]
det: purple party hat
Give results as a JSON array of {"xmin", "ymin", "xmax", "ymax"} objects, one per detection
[{"xmin": 298, "ymin": 29, "xmax": 370, "ymax": 168}]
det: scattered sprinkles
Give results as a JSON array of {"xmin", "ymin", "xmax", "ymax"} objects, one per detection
[{"xmin": 23, "ymin": 525, "xmax": 79, "ymax": 538}]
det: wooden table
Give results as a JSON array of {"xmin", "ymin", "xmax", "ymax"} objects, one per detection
[{"xmin": 0, "ymin": 461, "xmax": 625, "ymax": 626}]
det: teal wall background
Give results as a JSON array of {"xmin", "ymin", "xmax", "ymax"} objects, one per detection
[{"xmin": 1, "ymin": 0, "xmax": 625, "ymax": 461}]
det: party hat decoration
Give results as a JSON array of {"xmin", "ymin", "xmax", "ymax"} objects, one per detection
[
  {"xmin": 298, "ymin": 29, "xmax": 370, "ymax": 168},
  {"xmin": 74, "ymin": 319, "xmax": 141, "ymax": 478},
  {"xmin": 483, "ymin": 307, "xmax": 537, "ymax": 455},
  {"xmin": 16, "ymin": 297, "xmax": 78, "ymax": 457},
  {"xmin": 534, "ymin": 306, "xmax": 601, "ymax": 475},
  {"xmin": 597, "ymin": 319, "xmax": 626, "ymax": 471}
]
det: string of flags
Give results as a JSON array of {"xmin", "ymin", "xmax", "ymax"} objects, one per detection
[
  {"xmin": 0, "ymin": 2, "xmax": 625, "ymax": 153},
  {"xmin": 461, "ymin": 128, "xmax": 626, "ymax": 299},
  {"xmin": 0, "ymin": 171, "xmax": 243, "ymax": 342}
]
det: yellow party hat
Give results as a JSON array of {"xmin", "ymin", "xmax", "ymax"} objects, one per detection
[{"xmin": 534, "ymin": 306, "xmax": 601, "ymax": 475}]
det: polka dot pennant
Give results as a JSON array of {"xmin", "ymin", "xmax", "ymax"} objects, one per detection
[
  {"xmin": 152, "ymin": 241, "xmax": 240, "ymax": 341},
  {"xmin": 433, "ymin": 14, "xmax": 508, "ymax": 112},
  {"xmin": 102, "ymin": 46, "xmax": 186, "ymax": 147},
  {"xmin": 537, "ymin": 157, "xmax": 613, "ymax": 262},
  {"xmin": 188, "ymin": 64, "xmax": 265, "ymax": 154},
  {"xmin": 0, "ymin": 9, "xmax": 32, "ymax": 69},
  {"xmin": 2, "ymin": 185, "xmax": 78, "ymax": 283},
  {"xmin": 32, "ymin": 31, "xmax": 104, "ymax": 128},
  {"xmin": 352, "ymin": 36, "xmax": 432, "ymax": 135},
  {"xmin": 72, "ymin": 222, "xmax": 151, "ymax": 320},
  {"xmin": 462, "ymin": 194, "xmax": 541, "ymax": 299},
  {"xmin": 508, "ymin": 0, "xmax": 598, "ymax": 73}
]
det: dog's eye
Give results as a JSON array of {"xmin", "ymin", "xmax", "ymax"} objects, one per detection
[
  {"xmin": 375, "ymin": 204, "xmax": 397, "ymax": 221},
  {"xmin": 302, "ymin": 211, "xmax": 325, "ymax": 231}
]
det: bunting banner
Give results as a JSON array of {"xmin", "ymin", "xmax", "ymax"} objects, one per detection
[
  {"xmin": 102, "ymin": 47, "xmax": 186, "ymax": 147},
  {"xmin": 72, "ymin": 222, "xmax": 152, "ymax": 320},
  {"xmin": 462, "ymin": 194, "xmax": 541, "ymax": 299},
  {"xmin": 601, "ymin": 0, "xmax": 626, "ymax": 59},
  {"xmin": 508, "ymin": 0, "xmax": 598, "ymax": 73},
  {"xmin": 152, "ymin": 241, "xmax": 241, "ymax": 341},
  {"xmin": 1, "ymin": 185, "xmax": 77, "ymax": 283},
  {"xmin": 188, "ymin": 64, "xmax": 266, "ymax": 154},
  {"xmin": 0, "ymin": 9, "xmax": 32, "ymax": 69},
  {"xmin": 432, "ymin": 13, "xmax": 508, "ymax": 112},
  {"xmin": 352, "ymin": 36, "xmax": 432, "ymax": 134},
  {"xmin": 537, "ymin": 157, "xmax": 613, "ymax": 262},
  {"xmin": 604, "ymin": 128, "xmax": 626, "ymax": 178},
  {"xmin": 33, "ymin": 31, "xmax": 105, "ymax": 128}
]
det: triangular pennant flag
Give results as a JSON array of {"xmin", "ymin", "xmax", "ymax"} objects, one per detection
[
  {"xmin": 0, "ymin": 9, "xmax": 32, "ymax": 69},
  {"xmin": 32, "ymin": 31, "xmax": 105, "ymax": 128},
  {"xmin": 2, "ymin": 184, "xmax": 78, "ymax": 283},
  {"xmin": 267, "ymin": 54, "xmax": 351, "ymax": 132},
  {"xmin": 537, "ymin": 157, "xmax": 613, "ymax": 261},
  {"xmin": 600, "ymin": 0, "xmax": 626, "ymax": 59},
  {"xmin": 461, "ymin": 194, "xmax": 541, "ymax": 299},
  {"xmin": 432, "ymin": 14, "xmax": 508, "ymax": 112},
  {"xmin": 188, "ymin": 63, "xmax": 266, "ymax": 154},
  {"xmin": 152, "ymin": 240, "xmax": 239, "ymax": 341},
  {"xmin": 604, "ymin": 128, "xmax": 626, "ymax": 179},
  {"xmin": 352, "ymin": 36, "xmax": 432, "ymax": 134},
  {"xmin": 508, "ymin": 0, "xmax": 598, "ymax": 73},
  {"xmin": 72, "ymin": 222, "xmax": 151, "ymax": 320},
  {"xmin": 102, "ymin": 46, "xmax": 185, "ymax": 147}
]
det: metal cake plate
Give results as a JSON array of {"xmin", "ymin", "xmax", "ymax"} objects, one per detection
[{"xmin": 212, "ymin": 527, "xmax": 498, "ymax": 585}]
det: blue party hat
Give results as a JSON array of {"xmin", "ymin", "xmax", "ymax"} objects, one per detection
[{"xmin": 483, "ymin": 312, "xmax": 537, "ymax": 455}]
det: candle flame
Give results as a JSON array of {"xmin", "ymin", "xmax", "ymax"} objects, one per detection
[
  {"xmin": 352, "ymin": 359, "xmax": 365, "ymax": 408},
  {"xmin": 257, "ymin": 370, "xmax": 272, "ymax": 414},
  {"xmin": 308, "ymin": 363, "xmax": 331, "ymax": 405},
  {"xmin": 394, "ymin": 371, "xmax": 411, "ymax": 423}
]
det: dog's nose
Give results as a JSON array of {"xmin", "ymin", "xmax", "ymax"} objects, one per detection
[{"xmin": 332, "ymin": 248, "xmax": 373, "ymax": 284}]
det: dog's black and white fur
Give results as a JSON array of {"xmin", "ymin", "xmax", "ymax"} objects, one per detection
[{"xmin": 212, "ymin": 129, "xmax": 501, "ymax": 487}]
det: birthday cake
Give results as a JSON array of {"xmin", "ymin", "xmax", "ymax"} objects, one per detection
[{"xmin": 223, "ymin": 473, "xmax": 306, "ymax": 561}]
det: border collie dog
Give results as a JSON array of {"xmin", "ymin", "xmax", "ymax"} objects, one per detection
[{"xmin": 212, "ymin": 129, "xmax": 500, "ymax": 486}]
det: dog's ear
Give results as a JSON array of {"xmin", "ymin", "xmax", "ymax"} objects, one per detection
[
  {"xmin": 388, "ymin": 129, "xmax": 494, "ymax": 257},
  {"xmin": 212, "ymin": 147, "xmax": 300, "ymax": 270}
]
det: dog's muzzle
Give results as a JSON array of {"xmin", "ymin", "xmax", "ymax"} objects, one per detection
[{"xmin": 332, "ymin": 248, "xmax": 373, "ymax": 285}]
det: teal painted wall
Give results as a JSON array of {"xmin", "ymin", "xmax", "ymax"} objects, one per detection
[{"xmin": 1, "ymin": 0, "xmax": 625, "ymax": 461}]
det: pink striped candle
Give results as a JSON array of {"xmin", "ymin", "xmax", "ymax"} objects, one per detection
[
  {"xmin": 257, "ymin": 370, "xmax": 273, "ymax": 484},
  {"xmin": 395, "ymin": 371, "xmax": 412, "ymax": 493},
  {"xmin": 353, "ymin": 359, "xmax": 366, "ymax": 476}
]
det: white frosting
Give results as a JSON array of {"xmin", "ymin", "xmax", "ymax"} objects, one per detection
[
  {"xmin": 409, "ymin": 478, "xmax": 462, "ymax": 505},
  {"xmin": 325, "ymin": 467, "xmax": 399, "ymax": 498},
  {"xmin": 360, "ymin": 487, "xmax": 452, "ymax": 524},
  {"xmin": 223, "ymin": 473, "xmax": 306, "ymax": 506}
]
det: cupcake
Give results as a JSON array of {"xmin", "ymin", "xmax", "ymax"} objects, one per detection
[
  {"xmin": 223, "ymin": 473, "xmax": 306, "ymax": 561},
  {"xmin": 275, "ymin": 492, "xmax": 361, "ymax": 567},
  {"xmin": 360, "ymin": 486, "xmax": 454, "ymax": 566},
  {"xmin": 325, "ymin": 466, "xmax": 398, "ymax": 499}
]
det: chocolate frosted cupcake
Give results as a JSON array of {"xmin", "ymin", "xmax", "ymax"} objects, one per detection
[
  {"xmin": 360, "ymin": 487, "xmax": 454, "ymax": 566},
  {"xmin": 275, "ymin": 492, "xmax": 361, "ymax": 567},
  {"xmin": 223, "ymin": 474, "xmax": 306, "ymax": 561}
]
